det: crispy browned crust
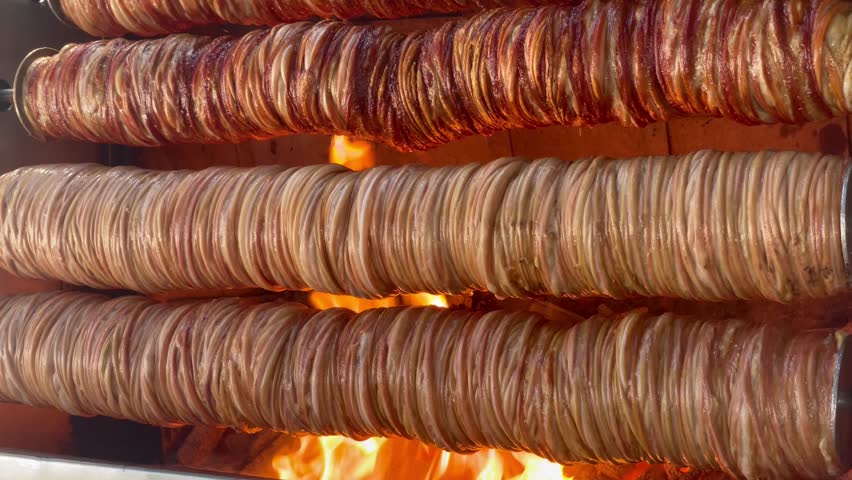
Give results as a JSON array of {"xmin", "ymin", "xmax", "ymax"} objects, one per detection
[{"xmin": 24, "ymin": 2, "xmax": 852, "ymax": 149}]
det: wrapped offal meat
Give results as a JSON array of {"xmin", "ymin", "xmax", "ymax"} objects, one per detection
[
  {"xmin": 22, "ymin": 2, "xmax": 852, "ymax": 150},
  {"xmin": 55, "ymin": 0, "xmax": 557, "ymax": 37},
  {"xmin": 0, "ymin": 291, "xmax": 846, "ymax": 479},
  {"xmin": 0, "ymin": 151, "xmax": 847, "ymax": 302}
]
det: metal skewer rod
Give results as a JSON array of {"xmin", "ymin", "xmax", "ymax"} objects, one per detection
[{"xmin": 0, "ymin": 89, "xmax": 14, "ymax": 109}]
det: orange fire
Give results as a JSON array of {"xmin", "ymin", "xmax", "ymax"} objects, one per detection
[
  {"xmin": 309, "ymin": 291, "xmax": 448, "ymax": 312},
  {"xmin": 330, "ymin": 135, "xmax": 375, "ymax": 171},
  {"xmin": 273, "ymin": 435, "xmax": 574, "ymax": 480},
  {"xmin": 272, "ymin": 136, "xmax": 572, "ymax": 480}
]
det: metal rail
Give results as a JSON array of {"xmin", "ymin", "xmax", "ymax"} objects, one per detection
[{"xmin": 0, "ymin": 450, "xmax": 252, "ymax": 480}]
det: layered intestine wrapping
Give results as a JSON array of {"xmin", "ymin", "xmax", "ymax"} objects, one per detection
[
  {"xmin": 0, "ymin": 151, "xmax": 846, "ymax": 302},
  {"xmin": 0, "ymin": 291, "xmax": 843, "ymax": 479},
  {"xmin": 23, "ymin": 2, "xmax": 852, "ymax": 149}
]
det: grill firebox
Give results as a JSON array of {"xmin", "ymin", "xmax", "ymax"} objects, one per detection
[{"xmin": 0, "ymin": 1, "xmax": 851, "ymax": 479}]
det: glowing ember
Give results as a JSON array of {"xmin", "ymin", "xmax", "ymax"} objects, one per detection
[
  {"xmin": 308, "ymin": 292, "xmax": 448, "ymax": 313},
  {"xmin": 406, "ymin": 293, "xmax": 448, "ymax": 308},
  {"xmin": 622, "ymin": 462, "xmax": 652, "ymax": 480},
  {"xmin": 330, "ymin": 135, "xmax": 375, "ymax": 171},
  {"xmin": 308, "ymin": 292, "xmax": 398, "ymax": 312}
]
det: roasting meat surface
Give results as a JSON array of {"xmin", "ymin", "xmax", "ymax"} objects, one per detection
[
  {"xmin": 23, "ymin": 2, "xmax": 852, "ymax": 149},
  {"xmin": 0, "ymin": 291, "xmax": 842, "ymax": 478},
  {"xmin": 0, "ymin": 151, "xmax": 845, "ymax": 301}
]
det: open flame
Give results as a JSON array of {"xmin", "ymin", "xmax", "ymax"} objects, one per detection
[
  {"xmin": 271, "ymin": 136, "xmax": 572, "ymax": 480},
  {"xmin": 273, "ymin": 436, "xmax": 387, "ymax": 480},
  {"xmin": 309, "ymin": 292, "xmax": 448, "ymax": 312},
  {"xmin": 273, "ymin": 435, "xmax": 574, "ymax": 480},
  {"xmin": 330, "ymin": 135, "xmax": 375, "ymax": 171}
]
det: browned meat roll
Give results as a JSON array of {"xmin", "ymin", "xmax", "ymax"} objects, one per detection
[
  {"xmin": 0, "ymin": 151, "xmax": 847, "ymax": 302},
  {"xmin": 0, "ymin": 291, "xmax": 844, "ymax": 479},
  {"xmin": 56, "ymin": 0, "xmax": 556, "ymax": 37},
  {"xmin": 22, "ymin": 2, "xmax": 852, "ymax": 150}
]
